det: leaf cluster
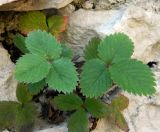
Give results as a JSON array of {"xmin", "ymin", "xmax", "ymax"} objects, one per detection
[
  {"xmin": 81, "ymin": 33, "xmax": 156, "ymax": 97},
  {"xmin": 52, "ymin": 94, "xmax": 108, "ymax": 132},
  {"xmin": 18, "ymin": 11, "xmax": 68, "ymax": 37},
  {"xmin": 0, "ymin": 84, "xmax": 37, "ymax": 131},
  {"xmin": 14, "ymin": 30, "xmax": 77, "ymax": 94}
]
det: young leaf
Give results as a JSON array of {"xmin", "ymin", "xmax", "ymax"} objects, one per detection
[
  {"xmin": 53, "ymin": 94, "xmax": 83, "ymax": 111},
  {"xmin": 15, "ymin": 103, "xmax": 37, "ymax": 132},
  {"xmin": 46, "ymin": 58, "xmax": 78, "ymax": 93},
  {"xmin": 105, "ymin": 95, "xmax": 129, "ymax": 131},
  {"xmin": 15, "ymin": 54, "xmax": 51, "ymax": 83},
  {"xmin": 16, "ymin": 83, "xmax": 32, "ymax": 104},
  {"xmin": 98, "ymin": 33, "xmax": 134, "ymax": 64},
  {"xmin": 47, "ymin": 15, "xmax": 68, "ymax": 36},
  {"xmin": 13, "ymin": 34, "xmax": 28, "ymax": 53},
  {"xmin": 84, "ymin": 37, "xmax": 101, "ymax": 60},
  {"xmin": 84, "ymin": 98, "xmax": 108, "ymax": 118},
  {"xmin": 80, "ymin": 59, "xmax": 112, "ymax": 98},
  {"xmin": 28, "ymin": 80, "xmax": 45, "ymax": 95},
  {"xmin": 61, "ymin": 44, "xmax": 73, "ymax": 59},
  {"xmin": 26, "ymin": 30, "xmax": 62, "ymax": 60},
  {"xmin": 18, "ymin": 11, "xmax": 48, "ymax": 34},
  {"xmin": 0, "ymin": 101, "xmax": 18, "ymax": 130},
  {"xmin": 109, "ymin": 59, "xmax": 156, "ymax": 95},
  {"xmin": 68, "ymin": 108, "xmax": 89, "ymax": 132},
  {"xmin": 111, "ymin": 95, "xmax": 129, "ymax": 111}
]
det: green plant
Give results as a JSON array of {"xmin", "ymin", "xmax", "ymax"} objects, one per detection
[
  {"xmin": 81, "ymin": 33, "xmax": 156, "ymax": 97},
  {"xmin": 0, "ymin": 83, "xmax": 37, "ymax": 131},
  {"xmin": 15, "ymin": 30, "xmax": 78, "ymax": 94},
  {"xmin": 13, "ymin": 31, "xmax": 156, "ymax": 132}
]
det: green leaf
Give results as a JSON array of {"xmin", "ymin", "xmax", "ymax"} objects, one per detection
[
  {"xmin": 61, "ymin": 44, "xmax": 73, "ymax": 59},
  {"xmin": 18, "ymin": 11, "xmax": 48, "ymax": 34},
  {"xmin": 0, "ymin": 101, "xmax": 18, "ymax": 130},
  {"xmin": 47, "ymin": 15, "xmax": 68, "ymax": 36},
  {"xmin": 46, "ymin": 58, "xmax": 78, "ymax": 93},
  {"xmin": 105, "ymin": 95, "xmax": 129, "ymax": 131},
  {"xmin": 28, "ymin": 80, "xmax": 45, "ymax": 95},
  {"xmin": 15, "ymin": 103, "xmax": 37, "ymax": 132},
  {"xmin": 84, "ymin": 98, "xmax": 107, "ymax": 118},
  {"xmin": 16, "ymin": 83, "xmax": 32, "ymax": 104},
  {"xmin": 80, "ymin": 59, "xmax": 112, "ymax": 98},
  {"xmin": 13, "ymin": 34, "xmax": 28, "ymax": 53},
  {"xmin": 68, "ymin": 108, "xmax": 89, "ymax": 132},
  {"xmin": 109, "ymin": 59, "xmax": 156, "ymax": 95},
  {"xmin": 84, "ymin": 37, "xmax": 101, "ymax": 60},
  {"xmin": 53, "ymin": 94, "xmax": 83, "ymax": 111},
  {"xmin": 98, "ymin": 33, "xmax": 134, "ymax": 64},
  {"xmin": 26, "ymin": 30, "xmax": 62, "ymax": 60},
  {"xmin": 15, "ymin": 54, "xmax": 51, "ymax": 83}
]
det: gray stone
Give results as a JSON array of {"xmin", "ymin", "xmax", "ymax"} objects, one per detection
[
  {"xmin": 0, "ymin": 45, "xmax": 17, "ymax": 101},
  {"xmin": 0, "ymin": 0, "xmax": 73, "ymax": 11}
]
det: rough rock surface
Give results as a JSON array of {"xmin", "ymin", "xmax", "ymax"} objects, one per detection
[
  {"xmin": 0, "ymin": 45, "xmax": 17, "ymax": 101},
  {"xmin": 0, "ymin": 0, "xmax": 73, "ymax": 11},
  {"xmin": 66, "ymin": 6, "xmax": 160, "ymax": 63},
  {"xmin": 0, "ymin": 0, "xmax": 17, "ymax": 6}
]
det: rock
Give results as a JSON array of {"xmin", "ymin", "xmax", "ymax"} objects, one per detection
[
  {"xmin": 95, "ymin": 0, "xmax": 127, "ymax": 10},
  {"xmin": 58, "ymin": 4, "xmax": 75, "ymax": 16},
  {"xmin": 35, "ymin": 123, "xmax": 67, "ymax": 132},
  {"xmin": 0, "ymin": 0, "xmax": 73, "ymax": 11},
  {"xmin": 132, "ymin": 0, "xmax": 160, "ymax": 13},
  {"xmin": 0, "ymin": 45, "xmax": 17, "ymax": 101},
  {"xmin": 0, "ymin": 0, "xmax": 17, "ymax": 6},
  {"xmin": 82, "ymin": 1, "xmax": 93, "ymax": 10},
  {"xmin": 66, "ymin": 7, "xmax": 160, "ymax": 63}
]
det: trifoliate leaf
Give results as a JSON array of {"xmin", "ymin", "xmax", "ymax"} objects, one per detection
[
  {"xmin": 15, "ymin": 103, "xmax": 37, "ymax": 132},
  {"xmin": 80, "ymin": 59, "xmax": 112, "ymax": 98},
  {"xmin": 84, "ymin": 98, "xmax": 107, "ymax": 118},
  {"xmin": 68, "ymin": 108, "xmax": 89, "ymax": 132},
  {"xmin": 13, "ymin": 34, "xmax": 28, "ymax": 53},
  {"xmin": 98, "ymin": 33, "xmax": 134, "ymax": 64},
  {"xmin": 61, "ymin": 44, "xmax": 73, "ymax": 59},
  {"xmin": 0, "ymin": 101, "xmax": 18, "ymax": 130},
  {"xmin": 105, "ymin": 95, "xmax": 129, "ymax": 131},
  {"xmin": 28, "ymin": 80, "xmax": 45, "ymax": 95},
  {"xmin": 15, "ymin": 54, "xmax": 51, "ymax": 83},
  {"xmin": 18, "ymin": 11, "xmax": 48, "ymax": 34},
  {"xmin": 16, "ymin": 83, "xmax": 32, "ymax": 104},
  {"xmin": 26, "ymin": 30, "xmax": 62, "ymax": 60},
  {"xmin": 53, "ymin": 94, "xmax": 83, "ymax": 111},
  {"xmin": 84, "ymin": 37, "xmax": 101, "ymax": 60},
  {"xmin": 109, "ymin": 59, "xmax": 156, "ymax": 95},
  {"xmin": 46, "ymin": 58, "xmax": 78, "ymax": 93},
  {"xmin": 47, "ymin": 15, "xmax": 68, "ymax": 36}
]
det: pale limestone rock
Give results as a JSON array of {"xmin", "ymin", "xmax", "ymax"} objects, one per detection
[
  {"xmin": 35, "ymin": 123, "xmax": 67, "ymax": 132},
  {"xmin": 0, "ymin": 0, "xmax": 73, "ymax": 11},
  {"xmin": 66, "ymin": 7, "xmax": 160, "ymax": 63},
  {"xmin": 82, "ymin": 1, "xmax": 93, "ymax": 10},
  {"xmin": 0, "ymin": 0, "xmax": 17, "ymax": 6},
  {"xmin": 0, "ymin": 45, "xmax": 17, "ymax": 101},
  {"xmin": 58, "ymin": 4, "xmax": 75, "ymax": 16}
]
